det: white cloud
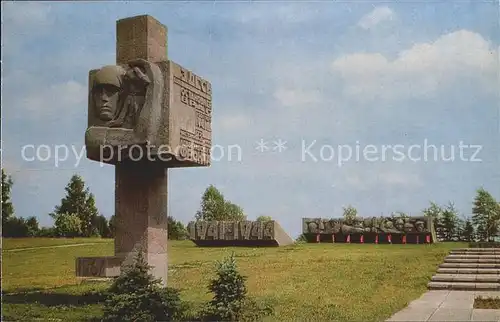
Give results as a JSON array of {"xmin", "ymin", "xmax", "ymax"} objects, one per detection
[
  {"xmin": 357, "ymin": 6, "xmax": 395, "ymax": 30},
  {"xmin": 2, "ymin": 2, "xmax": 52, "ymax": 27},
  {"xmin": 331, "ymin": 30, "xmax": 499, "ymax": 101},
  {"xmin": 342, "ymin": 163, "xmax": 423, "ymax": 190},
  {"xmin": 273, "ymin": 88, "xmax": 322, "ymax": 108},
  {"xmin": 20, "ymin": 80, "xmax": 87, "ymax": 119},
  {"xmin": 2, "ymin": 2, "xmax": 53, "ymax": 56},
  {"xmin": 217, "ymin": 114, "xmax": 252, "ymax": 132},
  {"xmin": 236, "ymin": 3, "xmax": 315, "ymax": 24}
]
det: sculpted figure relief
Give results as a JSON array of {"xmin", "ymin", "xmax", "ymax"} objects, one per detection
[
  {"xmin": 92, "ymin": 65, "xmax": 125, "ymax": 124},
  {"xmin": 86, "ymin": 59, "xmax": 165, "ymax": 163},
  {"xmin": 302, "ymin": 216, "xmax": 432, "ymax": 235},
  {"xmin": 90, "ymin": 60, "xmax": 153, "ymax": 129}
]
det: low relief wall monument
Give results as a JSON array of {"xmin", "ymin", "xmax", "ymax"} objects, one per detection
[
  {"xmin": 302, "ymin": 216, "xmax": 437, "ymax": 244},
  {"xmin": 76, "ymin": 15, "xmax": 212, "ymax": 285},
  {"xmin": 187, "ymin": 221, "xmax": 294, "ymax": 247}
]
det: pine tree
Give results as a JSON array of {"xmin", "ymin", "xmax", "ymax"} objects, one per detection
[
  {"xmin": 103, "ymin": 251, "xmax": 185, "ymax": 322},
  {"xmin": 463, "ymin": 219, "xmax": 474, "ymax": 242},
  {"xmin": 472, "ymin": 188, "xmax": 500, "ymax": 242},
  {"xmin": 108, "ymin": 214, "xmax": 117, "ymax": 238},
  {"xmin": 2, "ymin": 169, "xmax": 14, "ymax": 228},
  {"xmin": 206, "ymin": 252, "xmax": 248, "ymax": 321},
  {"xmin": 51, "ymin": 174, "xmax": 99, "ymax": 237},
  {"xmin": 441, "ymin": 202, "xmax": 459, "ymax": 240},
  {"xmin": 25, "ymin": 216, "xmax": 40, "ymax": 237},
  {"xmin": 167, "ymin": 216, "xmax": 187, "ymax": 240},
  {"xmin": 93, "ymin": 214, "xmax": 111, "ymax": 238}
]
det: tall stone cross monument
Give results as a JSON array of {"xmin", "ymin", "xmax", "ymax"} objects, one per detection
[{"xmin": 76, "ymin": 15, "xmax": 212, "ymax": 285}]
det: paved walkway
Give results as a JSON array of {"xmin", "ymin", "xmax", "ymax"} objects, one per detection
[{"xmin": 387, "ymin": 291, "xmax": 500, "ymax": 321}]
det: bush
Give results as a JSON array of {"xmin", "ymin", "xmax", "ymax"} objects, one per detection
[
  {"xmin": 54, "ymin": 213, "xmax": 82, "ymax": 237},
  {"xmin": 3, "ymin": 216, "xmax": 39, "ymax": 237},
  {"xmin": 93, "ymin": 215, "xmax": 111, "ymax": 238},
  {"xmin": 3, "ymin": 217, "xmax": 28, "ymax": 237},
  {"xmin": 102, "ymin": 251, "xmax": 186, "ymax": 322},
  {"xmin": 203, "ymin": 252, "xmax": 273, "ymax": 321},
  {"xmin": 295, "ymin": 233, "xmax": 308, "ymax": 243},
  {"xmin": 256, "ymin": 215, "xmax": 272, "ymax": 222},
  {"xmin": 168, "ymin": 216, "xmax": 188, "ymax": 240},
  {"xmin": 37, "ymin": 227, "xmax": 56, "ymax": 237}
]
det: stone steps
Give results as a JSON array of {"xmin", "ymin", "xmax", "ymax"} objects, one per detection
[
  {"xmin": 431, "ymin": 274, "xmax": 500, "ymax": 282},
  {"xmin": 450, "ymin": 251, "xmax": 500, "ymax": 255},
  {"xmin": 437, "ymin": 268, "xmax": 500, "ymax": 274},
  {"xmin": 428, "ymin": 282, "xmax": 500, "ymax": 290},
  {"xmin": 452, "ymin": 248, "xmax": 500, "ymax": 252},
  {"xmin": 447, "ymin": 254, "xmax": 500, "ymax": 259},
  {"xmin": 428, "ymin": 248, "xmax": 500, "ymax": 290},
  {"xmin": 440, "ymin": 263, "xmax": 500, "ymax": 268},
  {"xmin": 444, "ymin": 258, "xmax": 500, "ymax": 263}
]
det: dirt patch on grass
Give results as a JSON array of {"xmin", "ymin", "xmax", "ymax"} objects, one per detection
[{"xmin": 474, "ymin": 297, "xmax": 500, "ymax": 309}]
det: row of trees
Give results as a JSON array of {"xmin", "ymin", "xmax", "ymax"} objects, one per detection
[
  {"xmin": 419, "ymin": 188, "xmax": 500, "ymax": 242},
  {"xmin": 2, "ymin": 169, "xmax": 253, "ymax": 239},
  {"xmin": 2, "ymin": 170, "xmax": 114, "ymax": 238},
  {"xmin": 2, "ymin": 169, "xmax": 41, "ymax": 237},
  {"xmin": 1, "ymin": 169, "xmax": 188, "ymax": 239},
  {"xmin": 7, "ymin": 166, "xmax": 495, "ymax": 242},
  {"xmin": 341, "ymin": 188, "xmax": 500, "ymax": 242},
  {"xmin": 193, "ymin": 184, "xmax": 272, "ymax": 222}
]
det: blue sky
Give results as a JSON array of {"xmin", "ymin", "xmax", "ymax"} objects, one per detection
[{"xmin": 2, "ymin": 1, "xmax": 499, "ymax": 238}]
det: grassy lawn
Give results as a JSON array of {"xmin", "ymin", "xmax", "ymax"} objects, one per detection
[
  {"xmin": 2, "ymin": 238, "xmax": 465, "ymax": 321},
  {"xmin": 2, "ymin": 238, "xmax": 112, "ymax": 251}
]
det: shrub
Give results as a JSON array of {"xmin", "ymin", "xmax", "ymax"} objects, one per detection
[
  {"xmin": 102, "ymin": 251, "xmax": 186, "ymax": 322},
  {"xmin": 203, "ymin": 252, "xmax": 273, "ymax": 321},
  {"xmin": 168, "ymin": 216, "xmax": 188, "ymax": 240},
  {"xmin": 342, "ymin": 205, "xmax": 357, "ymax": 225},
  {"xmin": 37, "ymin": 227, "xmax": 57, "ymax": 237},
  {"xmin": 54, "ymin": 213, "xmax": 82, "ymax": 237},
  {"xmin": 295, "ymin": 233, "xmax": 308, "ymax": 243},
  {"xmin": 3, "ymin": 217, "xmax": 29, "ymax": 237},
  {"xmin": 256, "ymin": 215, "xmax": 272, "ymax": 222}
]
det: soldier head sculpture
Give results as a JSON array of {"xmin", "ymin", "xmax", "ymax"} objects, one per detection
[
  {"xmin": 86, "ymin": 59, "xmax": 166, "ymax": 164},
  {"xmin": 92, "ymin": 65, "xmax": 127, "ymax": 124},
  {"xmin": 90, "ymin": 60, "xmax": 154, "ymax": 129},
  {"xmin": 85, "ymin": 46, "xmax": 212, "ymax": 167}
]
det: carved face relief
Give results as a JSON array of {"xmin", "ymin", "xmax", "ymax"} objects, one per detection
[
  {"xmin": 395, "ymin": 219, "xmax": 404, "ymax": 231},
  {"xmin": 85, "ymin": 59, "xmax": 167, "ymax": 164},
  {"xmin": 415, "ymin": 221, "xmax": 425, "ymax": 232},
  {"xmin": 92, "ymin": 65, "xmax": 126, "ymax": 122},
  {"xmin": 308, "ymin": 222, "xmax": 318, "ymax": 233}
]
